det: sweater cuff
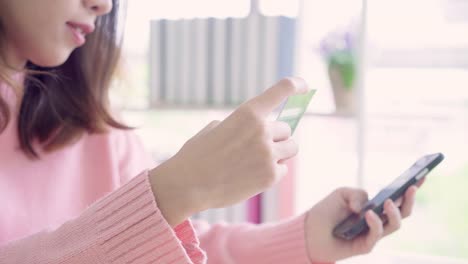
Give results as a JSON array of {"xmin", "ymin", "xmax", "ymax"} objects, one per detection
[
  {"xmin": 174, "ymin": 220, "xmax": 207, "ymax": 262},
  {"xmin": 239, "ymin": 213, "xmax": 334, "ymax": 264},
  {"xmin": 252, "ymin": 213, "xmax": 312, "ymax": 263},
  {"xmin": 89, "ymin": 170, "xmax": 206, "ymax": 264},
  {"xmin": 219, "ymin": 213, "xmax": 312, "ymax": 263}
]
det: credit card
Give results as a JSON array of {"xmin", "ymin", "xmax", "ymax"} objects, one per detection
[{"xmin": 276, "ymin": 89, "xmax": 316, "ymax": 134}]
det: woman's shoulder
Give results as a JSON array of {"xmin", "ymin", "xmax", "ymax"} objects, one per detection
[
  {"xmin": 99, "ymin": 127, "xmax": 155, "ymax": 183},
  {"xmin": 74, "ymin": 125, "xmax": 155, "ymax": 184}
]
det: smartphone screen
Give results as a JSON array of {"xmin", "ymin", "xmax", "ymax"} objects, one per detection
[{"xmin": 333, "ymin": 153, "xmax": 444, "ymax": 240}]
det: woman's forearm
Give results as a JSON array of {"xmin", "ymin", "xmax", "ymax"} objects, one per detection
[{"xmin": 0, "ymin": 171, "xmax": 205, "ymax": 264}]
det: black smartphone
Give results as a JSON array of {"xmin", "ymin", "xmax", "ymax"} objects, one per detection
[{"xmin": 333, "ymin": 153, "xmax": 445, "ymax": 240}]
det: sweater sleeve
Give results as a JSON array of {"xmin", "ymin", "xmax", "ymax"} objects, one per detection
[
  {"xmin": 113, "ymin": 130, "xmax": 331, "ymax": 264},
  {"xmin": 0, "ymin": 170, "xmax": 206, "ymax": 264},
  {"xmin": 192, "ymin": 215, "xmax": 333, "ymax": 264},
  {"xmin": 192, "ymin": 215, "xmax": 309, "ymax": 264}
]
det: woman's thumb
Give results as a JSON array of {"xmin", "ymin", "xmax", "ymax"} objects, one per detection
[{"xmin": 339, "ymin": 188, "xmax": 369, "ymax": 213}]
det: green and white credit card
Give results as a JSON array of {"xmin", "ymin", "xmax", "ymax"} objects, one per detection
[{"xmin": 276, "ymin": 89, "xmax": 316, "ymax": 134}]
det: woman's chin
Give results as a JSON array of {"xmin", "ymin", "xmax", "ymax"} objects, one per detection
[{"xmin": 29, "ymin": 50, "xmax": 73, "ymax": 68}]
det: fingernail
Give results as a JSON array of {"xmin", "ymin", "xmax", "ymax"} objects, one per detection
[
  {"xmin": 367, "ymin": 210, "xmax": 377, "ymax": 220},
  {"xmin": 288, "ymin": 77, "xmax": 308, "ymax": 92},
  {"xmin": 385, "ymin": 199, "xmax": 392, "ymax": 207}
]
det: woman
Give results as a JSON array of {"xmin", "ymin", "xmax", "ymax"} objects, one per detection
[{"xmin": 0, "ymin": 0, "xmax": 420, "ymax": 263}]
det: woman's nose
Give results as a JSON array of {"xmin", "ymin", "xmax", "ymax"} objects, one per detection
[{"xmin": 83, "ymin": 0, "xmax": 113, "ymax": 16}]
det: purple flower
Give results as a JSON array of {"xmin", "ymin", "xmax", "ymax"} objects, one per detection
[{"xmin": 319, "ymin": 25, "xmax": 356, "ymax": 60}]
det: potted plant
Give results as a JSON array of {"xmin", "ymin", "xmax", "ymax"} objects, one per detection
[{"xmin": 320, "ymin": 28, "xmax": 357, "ymax": 114}]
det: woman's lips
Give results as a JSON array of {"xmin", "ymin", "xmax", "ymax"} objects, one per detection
[{"xmin": 66, "ymin": 22, "xmax": 95, "ymax": 46}]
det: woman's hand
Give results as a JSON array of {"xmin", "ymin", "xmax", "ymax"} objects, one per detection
[
  {"xmin": 149, "ymin": 78, "xmax": 310, "ymax": 226},
  {"xmin": 305, "ymin": 181, "xmax": 424, "ymax": 263}
]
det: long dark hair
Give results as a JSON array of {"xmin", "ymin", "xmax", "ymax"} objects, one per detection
[{"xmin": 0, "ymin": 0, "xmax": 131, "ymax": 158}]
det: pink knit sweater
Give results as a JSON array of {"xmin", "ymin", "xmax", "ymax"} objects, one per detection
[{"xmin": 0, "ymin": 80, "xmax": 315, "ymax": 263}]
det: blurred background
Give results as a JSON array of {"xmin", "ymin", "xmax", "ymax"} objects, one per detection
[{"xmin": 112, "ymin": 0, "xmax": 468, "ymax": 263}]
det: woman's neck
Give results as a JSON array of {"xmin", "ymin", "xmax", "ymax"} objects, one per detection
[
  {"xmin": 0, "ymin": 44, "xmax": 26, "ymax": 95},
  {"xmin": 0, "ymin": 41, "xmax": 27, "ymax": 78}
]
